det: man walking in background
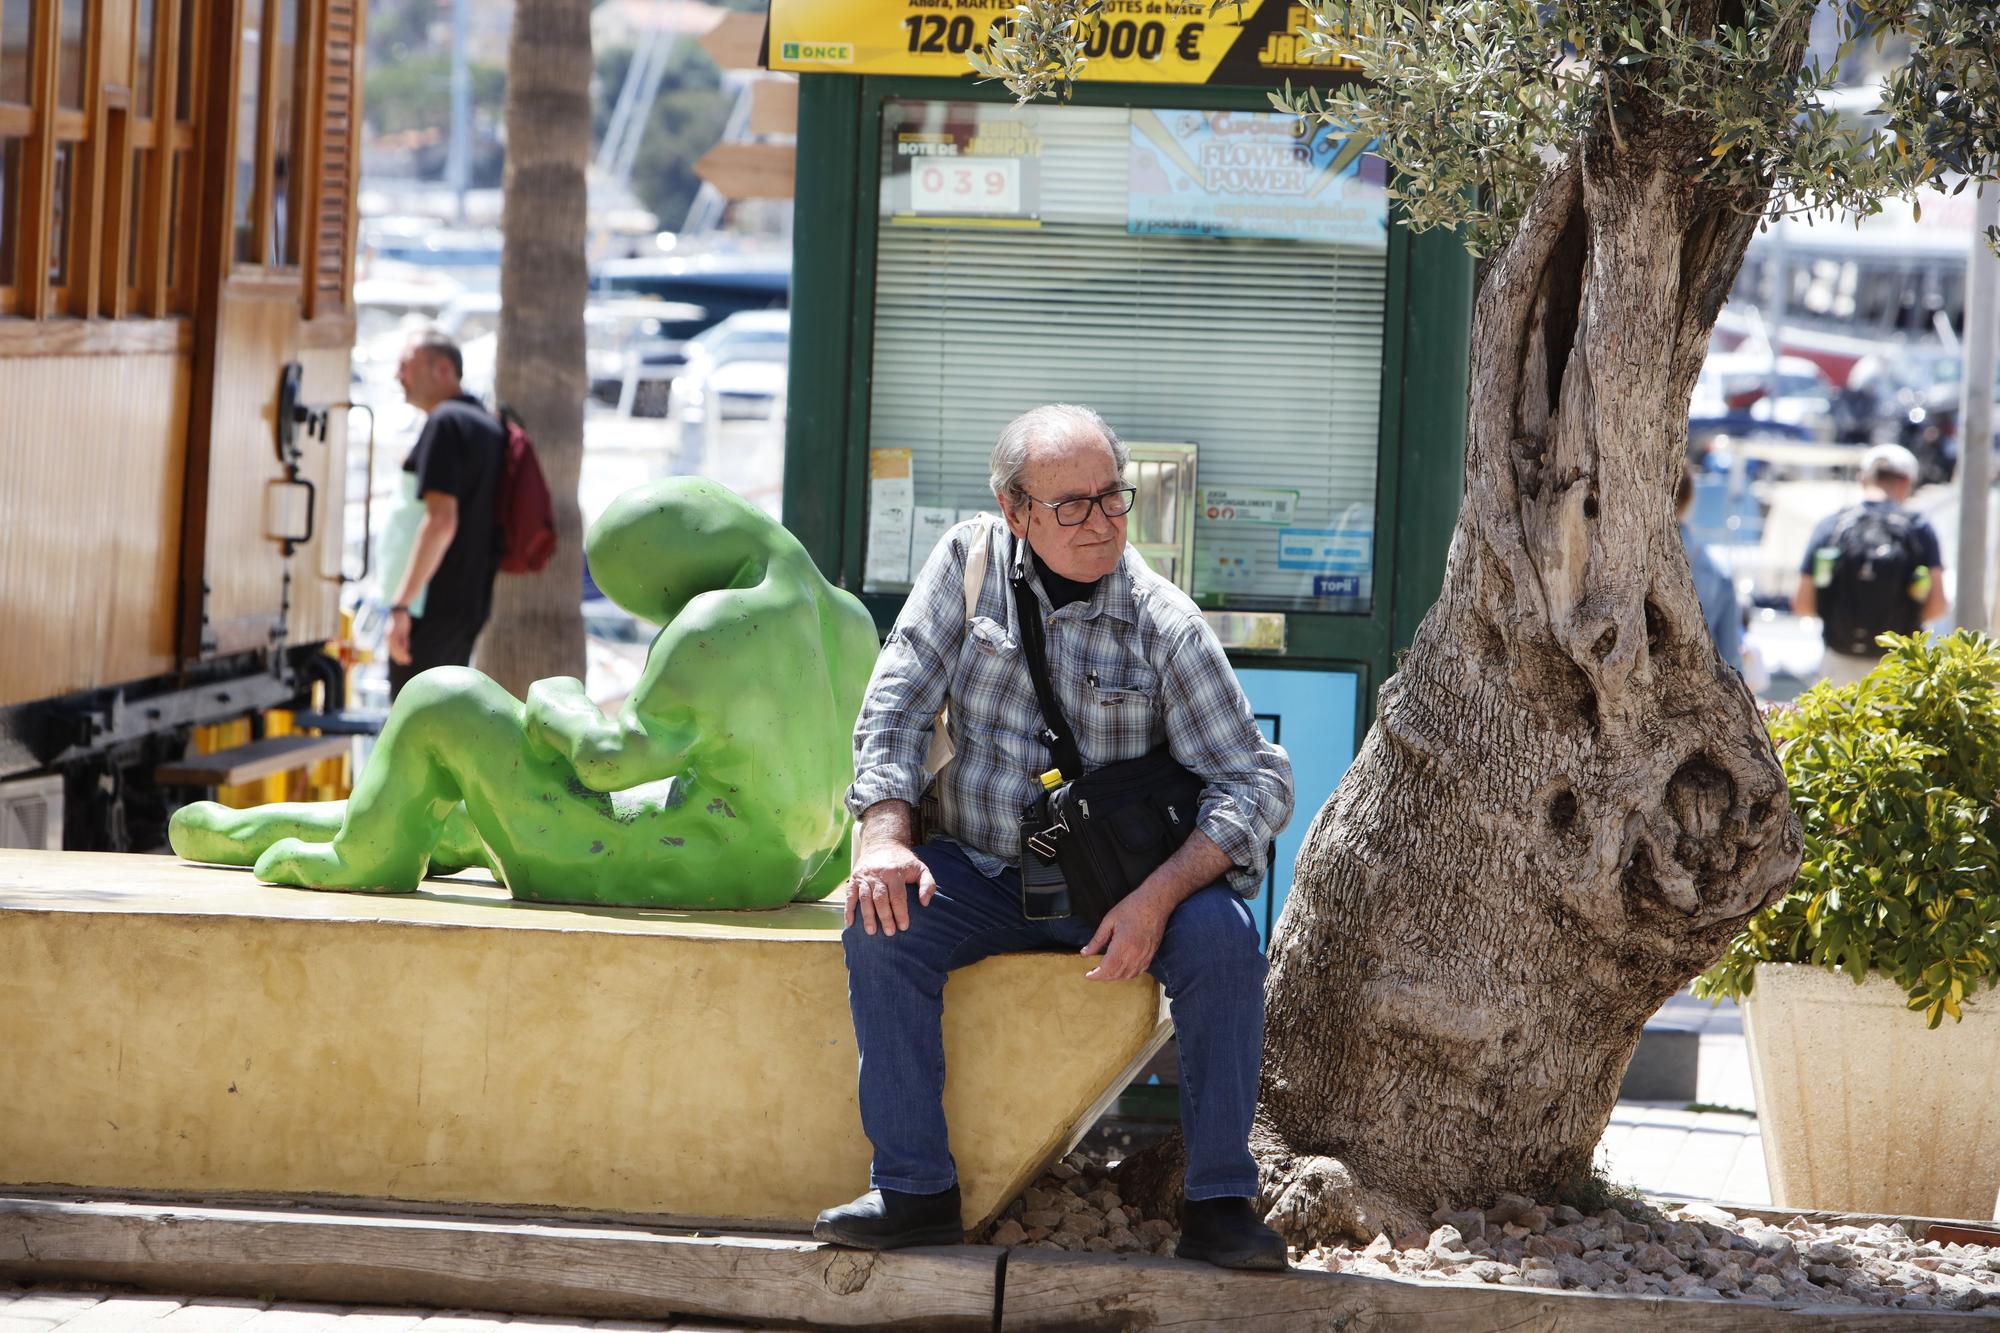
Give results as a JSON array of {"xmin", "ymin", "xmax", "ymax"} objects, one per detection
[
  {"xmin": 385, "ymin": 329, "xmax": 506, "ymax": 698},
  {"xmin": 1795, "ymin": 444, "xmax": 1947, "ymax": 687},
  {"xmin": 1676, "ymin": 465, "xmax": 1744, "ymax": 673}
]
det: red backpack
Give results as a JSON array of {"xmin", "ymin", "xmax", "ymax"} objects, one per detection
[{"xmin": 494, "ymin": 405, "xmax": 558, "ymax": 575}]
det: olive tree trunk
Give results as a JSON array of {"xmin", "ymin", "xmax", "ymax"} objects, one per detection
[
  {"xmin": 1125, "ymin": 120, "xmax": 1805, "ymax": 1243},
  {"xmin": 474, "ymin": 0, "xmax": 591, "ymax": 695}
]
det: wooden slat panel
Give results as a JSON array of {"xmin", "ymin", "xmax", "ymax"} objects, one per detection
[
  {"xmin": 0, "ymin": 353, "xmax": 192, "ymax": 707},
  {"xmin": 308, "ymin": 0, "xmax": 359, "ymax": 315}
]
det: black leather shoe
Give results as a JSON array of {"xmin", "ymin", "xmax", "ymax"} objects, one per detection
[
  {"xmin": 814, "ymin": 1185, "xmax": 964, "ymax": 1250},
  {"xmin": 1175, "ymin": 1196, "xmax": 1289, "ymax": 1270}
]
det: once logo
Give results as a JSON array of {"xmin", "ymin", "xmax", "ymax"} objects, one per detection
[{"xmin": 780, "ymin": 40, "xmax": 854, "ymax": 64}]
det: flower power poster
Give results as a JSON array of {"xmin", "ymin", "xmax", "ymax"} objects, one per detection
[{"xmin": 1127, "ymin": 109, "xmax": 1386, "ymax": 248}]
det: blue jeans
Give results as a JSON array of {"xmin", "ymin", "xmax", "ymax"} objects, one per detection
[{"xmin": 842, "ymin": 839, "xmax": 1267, "ymax": 1201}]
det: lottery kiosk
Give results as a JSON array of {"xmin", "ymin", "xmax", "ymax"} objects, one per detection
[{"xmin": 770, "ymin": 0, "xmax": 1474, "ymax": 940}]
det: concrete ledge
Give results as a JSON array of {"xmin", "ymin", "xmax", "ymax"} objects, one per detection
[{"xmin": 0, "ymin": 850, "xmax": 1170, "ymax": 1231}]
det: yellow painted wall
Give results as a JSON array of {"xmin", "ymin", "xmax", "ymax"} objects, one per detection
[{"xmin": 0, "ymin": 852, "xmax": 1168, "ymax": 1231}]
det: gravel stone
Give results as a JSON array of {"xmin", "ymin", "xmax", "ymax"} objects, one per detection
[
  {"xmin": 1633, "ymin": 1242, "xmax": 1678, "ymax": 1274},
  {"xmin": 980, "ymin": 1167, "xmax": 2000, "ymax": 1312},
  {"xmin": 1749, "ymin": 1273, "xmax": 1789, "ymax": 1300},
  {"xmin": 1517, "ymin": 1260, "xmax": 1563, "ymax": 1289},
  {"xmin": 1432, "ymin": 1207, "xmax": 1488, "ymax": 1240},
  {"xmin": 1486, "ymin": 1194, "xmax": 1538, "ymax": 1226},
  {"xmin": 1525, "ymin": 1233, "xmax": 1583, "ymax": 1260}
]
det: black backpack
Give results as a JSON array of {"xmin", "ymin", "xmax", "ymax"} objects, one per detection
[{"xmin": 1816, "ymin": 505, "xmax": 1926, "ymax": 655}]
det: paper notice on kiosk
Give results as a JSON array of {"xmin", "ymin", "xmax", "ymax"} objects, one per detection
[
  {"xmin": 910, "ymin": 506, "xmax": 958, "ymax": 571},
  {"xmin": 866, "ymin": 449, "xmax": 916, "ymax": 585}
]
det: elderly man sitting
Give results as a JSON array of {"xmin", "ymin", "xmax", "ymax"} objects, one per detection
[{"xmin": 816, "ymin": 403, "xmax": 1296, "ymax": 1270}]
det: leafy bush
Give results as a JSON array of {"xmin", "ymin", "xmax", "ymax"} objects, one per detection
[{"xmin": 1696, "ymin": 632, "xmax": 2000, "ymax": 1027}]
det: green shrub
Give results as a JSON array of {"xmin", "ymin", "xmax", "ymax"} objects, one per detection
[{"xmin": 1696, "ymin": 632, "xmax": 2000, "ymax": 1027}]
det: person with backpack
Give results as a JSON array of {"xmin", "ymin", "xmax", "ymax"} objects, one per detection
[
  {"xmin": 385, "ymin": 328, "xmax": 508, "ymax": 699},
  {"xmin": 1794, "ymin": 443, "xmax": 1948, "ymax": 687}
]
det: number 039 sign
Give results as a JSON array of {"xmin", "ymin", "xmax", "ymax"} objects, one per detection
[{"xmin": 909, "ymin": 158, "xmax": 1022, "ymax": 215}]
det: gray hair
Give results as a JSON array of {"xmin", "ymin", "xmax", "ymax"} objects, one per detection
[
  {"xmin": 407, "ymin": 326, "xmax": 464, "ymax": 380},
  {"xmin": 989, "ymin": 404, "xmax": 1127, "ymax": 504}
]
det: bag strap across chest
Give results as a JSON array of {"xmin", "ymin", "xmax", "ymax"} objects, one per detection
[{"xmin": 1009, "ymin": 539, "xmax": 1087, "ymax": 781}]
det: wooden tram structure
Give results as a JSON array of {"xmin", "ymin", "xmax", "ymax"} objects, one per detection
[{"xmin": 0, "ymin": 0, "xmax": 365, "ymax": 849}]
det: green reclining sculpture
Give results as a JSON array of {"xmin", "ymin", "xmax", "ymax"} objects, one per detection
[{"xmin": 170, "ymin": 478, "xmax": 878, "ymax": 909}]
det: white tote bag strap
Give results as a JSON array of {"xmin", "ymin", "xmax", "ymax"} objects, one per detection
[{"xmin": 922, "ymin": 517, "xmax": 992, "ymax": 778}]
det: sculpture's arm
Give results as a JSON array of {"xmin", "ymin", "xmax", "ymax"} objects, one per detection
[{"xmin": 525, "ymin": 676, "xmax": 693, "ymax": 793}]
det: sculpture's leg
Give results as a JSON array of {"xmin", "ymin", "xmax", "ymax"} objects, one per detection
[
  {"xmin": 170, "ymin": 798, "xmax": 488, "ymax": 874},
  {"xmin": 171, "ymin": 800, "xmax": 343, "ymax": 867},
  {"xmin": 256, "ymin": 668, "xmax": 522, "ymax": 892},
  {"xmin": 794, "ymin": 823, "xmax": 850, "ymax": 902}
]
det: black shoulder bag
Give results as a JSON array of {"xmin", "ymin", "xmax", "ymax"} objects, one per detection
[{"xmin": 1010, "ymin": 559, "xmax": 1205, "ymax": 927}]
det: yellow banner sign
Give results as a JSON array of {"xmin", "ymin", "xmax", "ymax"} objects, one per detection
[{"xmin": 766, "ymin": 0, "xmax": 1357, "ymax": 86}]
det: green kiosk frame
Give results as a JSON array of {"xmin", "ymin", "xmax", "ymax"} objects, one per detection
[{"xmin": 778, "ymin": 42, "xmax": 1474, "ymax": 941}]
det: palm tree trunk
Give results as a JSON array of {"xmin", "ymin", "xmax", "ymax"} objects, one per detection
[{"xmin": 474, "ymin": 0, "xmax": 591, "ymax": 695}]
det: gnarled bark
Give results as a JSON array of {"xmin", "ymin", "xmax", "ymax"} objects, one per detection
[{"xmin": 1122, "ymin": 99, "xmax": 1807, "ymax": 1243}]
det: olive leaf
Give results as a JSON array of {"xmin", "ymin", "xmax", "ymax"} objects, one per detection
[
  {"xmin": 977, "ymin": 0, "xmax": 2000, "ymax": 259},
  {"xmin": 1695, "ymin": 633, "xmax": 2000, "ymax": 1024}
]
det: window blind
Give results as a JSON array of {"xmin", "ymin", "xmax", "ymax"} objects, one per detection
[{"xmin": 865, "ymin": 100, "xmax": 1387, "ymax": 610}]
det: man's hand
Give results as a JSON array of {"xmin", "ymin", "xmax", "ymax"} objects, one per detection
[
  {"xmin": 1080, "ymin": 887, "xmax": 1171, "ymax": 981},
  {"xmin": 845, "ymin": 809, "xmax": 937, "ymax": 936},
  {"xmin": 388, "ymin": 608, "xmax": 414, "ymax": 665}
]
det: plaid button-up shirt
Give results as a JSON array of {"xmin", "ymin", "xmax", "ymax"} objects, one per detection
[{"xmin": 848, "ymin": 517, "xmax": 1294, "ymax": 896}]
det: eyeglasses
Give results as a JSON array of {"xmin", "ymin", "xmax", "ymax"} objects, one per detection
[{"xmin": 1021, "ymin": 485, "xmax": 1137, "ymax": 527}]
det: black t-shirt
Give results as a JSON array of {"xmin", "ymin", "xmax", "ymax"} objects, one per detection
[
  {"xmin": 403, "ymin": 394, "xmax": 505, "ymax": 630},
  {"xmin": 1032, "ymin": 546, "xmax": 1102, "ymax": 611}
]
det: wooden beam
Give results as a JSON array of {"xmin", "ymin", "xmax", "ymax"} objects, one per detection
[
  {"xmin": 97, "ymin": 101, "xmax": 134, "ymax": 317},
  {"xmin": 0, "ymin": 314, "xmax": 190, "ymax": 355},
  {"xmin": 693, "ymin": 141, "xmax": 795, "ymax": 201},
  {"xmin": 139, "ymin": 0, "xmax": 183, "ymax": 315},
  {"xmin": 999, "ymin": 1250, "xmax": 1982, "ymax": 1330},
  {"xmin": 695, "ymin": 10, "xmax": 764, "ymax": 72},
  {"xmin": 748, "ymin": 78, "xmax": 797, "ymax": 138},
  {"xmin": 0, "ymin": 1198, "xmax": 999, "ymax": 1331},
  {"xmin": 18, "ymin": 0, "xmax": 62, "ymax": 316},
  {"xmin": 154, "ymin": 733, "xmax": 351, "ymax": 786}
]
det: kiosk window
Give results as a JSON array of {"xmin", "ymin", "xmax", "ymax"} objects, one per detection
[{"xmin": 864, "ymin": 99, "xmax": 1388, "ymax": 613}]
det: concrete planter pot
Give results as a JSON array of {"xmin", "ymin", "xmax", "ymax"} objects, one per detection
[{"xmin": 1743, "ymin": 961, "xmax": 2000, "ymax": 1221}]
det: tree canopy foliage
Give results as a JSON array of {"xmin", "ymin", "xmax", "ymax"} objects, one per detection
[{"xmin": 977, "ymin": 0, "xmax": 2000, "ymax": 256}]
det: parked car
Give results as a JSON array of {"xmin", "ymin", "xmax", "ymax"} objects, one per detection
[{"xmin": 664, "ymin": 311, "xmax": 791, "ymax": 471}]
